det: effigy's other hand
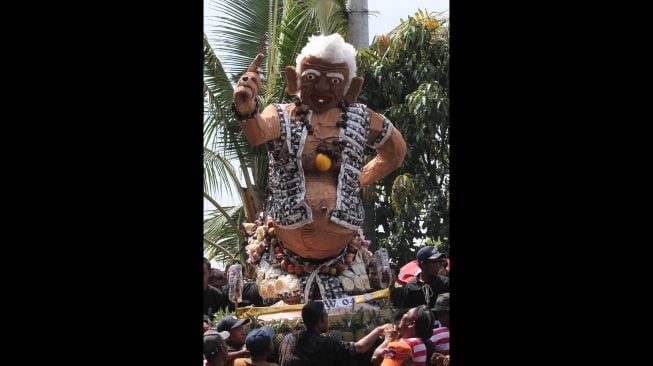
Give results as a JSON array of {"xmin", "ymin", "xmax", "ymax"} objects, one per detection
[{"xmin": 233, "ymin": 53, "xmax": 265, "ymax": 116}]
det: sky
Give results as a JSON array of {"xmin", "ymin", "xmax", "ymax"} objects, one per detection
[
  {"xmin": 204, "ymin": 1, "xmax": 449, "ymax": 44},
  {"xmin": 366, "ymin": 0, "xmax": 449, "ymax": 44}
]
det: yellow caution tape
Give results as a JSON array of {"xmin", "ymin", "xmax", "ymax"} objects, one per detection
[{"xmin": 235, "ymin": 288, "xmax": 390, "ymax": 318}]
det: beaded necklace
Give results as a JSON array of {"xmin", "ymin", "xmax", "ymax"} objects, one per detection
[{"xmin": 291, "ymin": 96, "xmax": 348, "ymax": 171}]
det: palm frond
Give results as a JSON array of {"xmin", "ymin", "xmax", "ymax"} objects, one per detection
[
  {"xmin": 204, "ymin": 31, "xmax": 259, "ymax": 199},
  {"xmin": 204, "ymin": 237, "xmax": 237, "ymax": 262},
  {"xmin": 203, "ymin": 35, "xmax": 240, "ymax": 132},
  {"xmin": 207, "ymin": 0, "xmax": 272, "ymax": 79},
  {"xmin": 265, "ymin": 0, "xmax": 282, "ymax": 102},
  {"xmin": 311, "ymin": 0, "xmax": 348, "ymax": 36},
  {"xmin": 204, "ymin": 147, "xmax": 238, "ymax": 199},
  {"xmin": 204, "ymin": 202, "xmax": 244, "ymax": 260},
  {"xmin": 204, "ymin": 204, "xmax": 246, "ymax": 262},
  {"xmin": 204, "ymin": 192, "xmax": 243, "ymax": 241}
]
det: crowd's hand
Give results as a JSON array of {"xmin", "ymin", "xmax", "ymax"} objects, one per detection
[
  {"xmin": 233, "ymin": 53, "xmax": 265, "ymax": 116},
  {"xmin": 431, "ymin": 352, "xmax": 448, "ymax": 366},
  {"xmin": 381, "ymin": 323, "xmax": 398, "ymax": 341},
  {"xmin": 282, "ymin": 294, "xmax": 301, "ymax": 305},
  {"xmin": 239, "ymin": 344, "xmax": 251, "ymax": 357},
  {"xmin": 442, "ymin": 355, "xmax": 450, "ymax": 366}
]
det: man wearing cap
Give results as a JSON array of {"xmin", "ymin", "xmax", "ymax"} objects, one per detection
[
  {"xmin": 217, "ymin": 316, "xmax": 252, "ymax": 366},
  {"xmin": 234, "ymin": 326, "xmax": 279, "ymax": 366},
  {"xmin": 289, "ymin": 301, "xmax": 390, "ymax": 366},
  {"xmin": 399, "ymin": 246, "xmax": 449, "ymax": 310},
  {"xmin": 204, "ymin": 330, "xmax": 231, "ymax": 366}
]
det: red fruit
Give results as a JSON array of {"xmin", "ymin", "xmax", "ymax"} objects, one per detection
[
  {"xmin": 305, "ymin": 263, "xmax": 316, "ymax": 272},
  {"xmin": 274, "ymin": 246, "xmax": 282, "ymax": 254},
  {"xmin": 348, "ymin": 246, "xmax": 358, "ymax": 254},
  {"xmin": 294, "ymin": 265, "xmax": 304, "ymax": 275},
  {"xmin": 280, "ymin": 260, "xmax": 288, "ymax": 270},
  {"xmin": 276, "ymin": 253, "xmax": 284, "ymax": 260},
  {"xmin": 271, "ymin": 238, "xmax": 278, "ymax": 246},
  {"xmin": 320, "ymin": 266, "xmax": 330, "ymax": 274},
  {"xmin": 344, "ymin": 256, "xmax": 353, "ymax": 265},
  {"xmin": 336, "ymin": 263, "xmax": 346, "ymax": 273},
  {"xmin": 286, "ymin": 264, "xmax": 295, "ymax": 273}
]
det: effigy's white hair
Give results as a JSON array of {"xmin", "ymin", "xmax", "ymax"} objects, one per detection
[{"xmin": 295, "ymin": 33, "xmax": 357, "ymax": 93}]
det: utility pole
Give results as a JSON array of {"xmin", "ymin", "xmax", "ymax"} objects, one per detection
[{"xmin": 347, "ymin": 0, "xmax": 369, "ymax": 49}]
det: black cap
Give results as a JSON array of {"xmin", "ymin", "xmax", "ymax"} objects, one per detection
[
  {"xmin": 216, "ymin": 315, "xmax": 251, "ymax": 332},
  {"xmin": 416, "ymin": 246, "xmax": 445, "ymax": 261},
  {"xmin": 203, "ymin": 330, "xmax": 230, "ymax": 360}
]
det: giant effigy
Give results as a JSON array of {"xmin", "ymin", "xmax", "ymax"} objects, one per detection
[{"xmin": 232, "ymin": 33, "xmax": 406, "ymax": 304}]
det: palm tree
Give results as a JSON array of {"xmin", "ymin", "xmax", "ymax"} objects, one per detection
[{"xmin": 203, "ymin": 0, "xmax": 350, "ymax": 264}]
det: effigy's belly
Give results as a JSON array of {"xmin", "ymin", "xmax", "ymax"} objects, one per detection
[{"xmin": 274, "ymin": 175, "xmax": 356, "ymax": 259}]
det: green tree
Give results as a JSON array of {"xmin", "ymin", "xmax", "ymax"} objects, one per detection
[
  {"xmin": 358, "ymin": 10, "xmax": 449, "ymax": 265},
  {"xmin": 203, "ymin": 0, "xmax": 350, "ymax": 264}
]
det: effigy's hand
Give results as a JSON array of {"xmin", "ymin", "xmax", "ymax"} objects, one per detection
[{"xmin": 233, "ymin": 53, "xmax": 265, "ymax": 117}]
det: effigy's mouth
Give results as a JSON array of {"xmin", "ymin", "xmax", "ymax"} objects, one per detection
[{"xmin": 311, "ymin": 95, "xmax": 333, "ymax": 106}]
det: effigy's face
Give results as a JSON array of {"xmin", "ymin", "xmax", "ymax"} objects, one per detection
[{"xmin": 299, "ymin": 56, "xmax": 349, "ymax": 113}]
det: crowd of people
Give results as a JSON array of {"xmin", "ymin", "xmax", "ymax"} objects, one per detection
[{"xmin": 203, "ymin": 245, "xmax": 450, "ymax": 366}]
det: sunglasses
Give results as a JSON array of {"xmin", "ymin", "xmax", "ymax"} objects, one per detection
[{"xmin": 383, "ymin": 348, "xmax": 397, "ymax": 358}]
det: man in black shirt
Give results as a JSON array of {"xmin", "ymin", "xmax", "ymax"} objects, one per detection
[
  {"xmin": 399, "ymin": 247, "xmax": 449, "ymax": 310},
  {"xmin": 204, "ymin": 257, "xmax": 230, "ymax": 324},
  {"xmin": 289, "ymin": 301, "xmax": 388, "ymax": 366}
]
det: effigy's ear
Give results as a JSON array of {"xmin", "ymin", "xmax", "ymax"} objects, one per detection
[
  {"xmin": 344, "ymin": 76, "xmax": 364, "ymax": 104},
  {"xmin": 285, "ymin": 66, "xmax": 299, "ymax": 95}
]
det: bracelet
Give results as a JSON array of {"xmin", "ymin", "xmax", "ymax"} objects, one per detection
[{"xmin": 232, "ymin": 99, "xmax": 259, "ymax": 121}]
